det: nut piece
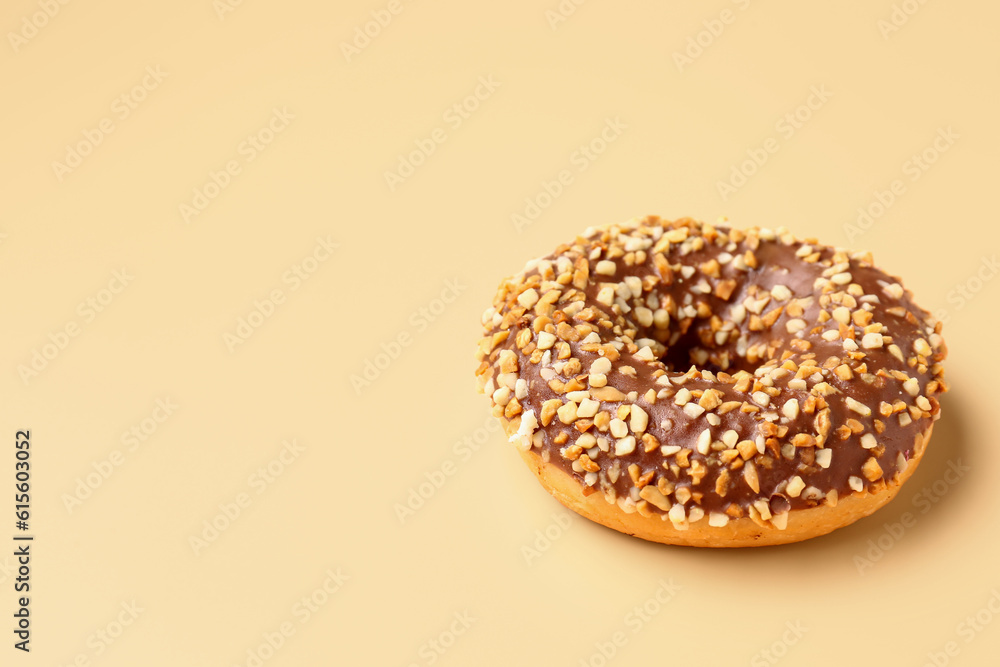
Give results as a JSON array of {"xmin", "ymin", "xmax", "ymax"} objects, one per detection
[
  {"xmin": 639, "ymin": 485, "xmax": 671, "ymax": 511},
  {"xmin": 540, "ymin": 399, "xmax": 562, "ymax": 426},
  {"xmin": 615, "ymin": 436, "xmax": 636, "ymax": 456},
  {"xmin": 861, "ymin": 332, "xmax": 884, "ymax": 349},
  {"xmin": 862, "ymin": 456, "xmax": 883, "ymax": 482},
  {"xmin": 591, "ymin": 386, "xmax": 627, "ymax": 402},
  {"xmin": 743, "ymin": 461, "xmax": 760, "ymax": 494},
  {"xmin": 845, "ymin": 397, "xmax": 872, "ymax": 416},
  {"xmin": 557, "ymin": 402, "xmax": 578, "ymax": 424},
  {"xmin": 630, "ymin": 405, "xmax": 649, "ymax": 433},
  {"xmin": 596, "ymin": 260, "xmax": 617, "ymax": 276},
  {"xmin": 737, "ymin": 440, "xmax": 757, "ymax": 461}
]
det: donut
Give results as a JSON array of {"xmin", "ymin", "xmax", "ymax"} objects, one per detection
[{"xmin": 474, "ymin": 216, "xmax": 947, "ymax": 547}]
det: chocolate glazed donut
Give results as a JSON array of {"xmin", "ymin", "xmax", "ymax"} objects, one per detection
[{"xmin": 475, "ymin": 216, "xmax": 947, "ymax": 547}]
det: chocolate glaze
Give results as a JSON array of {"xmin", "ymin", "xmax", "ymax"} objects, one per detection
[{"xmin": 477, "ymin": 217, "xmax": 946, "ymax": 523}]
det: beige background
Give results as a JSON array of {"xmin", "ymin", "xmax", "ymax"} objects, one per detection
[{"xmin": 1, "ymin": 0, "xmax": 998, "ymax": 664}]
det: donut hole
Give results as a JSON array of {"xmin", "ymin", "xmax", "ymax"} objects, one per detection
[
  {"xmin": 636, "ymin": 311, "xmax": 768, "ymax": 378},
  {"xmin": 657, "ymin": 328, "xmax": 760, "ymax": 376},
  {"xmin": 626, "ymin": 274, "xmax": 789, "ymax": 378}
]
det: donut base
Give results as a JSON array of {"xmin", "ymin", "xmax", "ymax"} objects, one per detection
[{"xmin": 513, "ymin": 424, "xmax": 933, "ymax": 548}]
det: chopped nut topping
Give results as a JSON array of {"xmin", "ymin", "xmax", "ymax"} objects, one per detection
[
  {"xmin": 674, "ymin": 388, "xmax": 692, "ymax": 405},
  {"xmin": 861, "ymin": 332, "xmax": 884, "ymax": 349},
  {"xmin": 683, "ymin": 403, "xmax": 706, "ymax": 418},
  {"xmin": 479, "ymin": 216, "xmax": 947, "ymax": 524},
  {"xmin": 668, "ymin": 504, "xmax": 687, "ymax": 527},
  {"xmin": 716, "ymin": 279, "xmax": 737, "ymax": 300},
  {"xmin": 791, "ymin": 433, "xmax": 815, "ymax": 448},
  {"xmin": 834, "ymin": 364, "xmax": 853, "ymax": 381},
  {"xmin": 536, "ymin": 331, "xmax": 556, "ymax": 350},
  {"xmin": 771, "ymin": 284, "xmax": 792, "ymax": 301},
  {"xmin": 595, "ymin": 260, "xmax": 617, "ymax": 275},
  {"xmin": 696, "ymin": 429, "xmax": 712, "ymax": 455},
  {"xmin": 743, "ymin": 461, "xmax": 760, "ymax": 494},
  {"xmin": 578, "ymin": 454, "xmax": 600, "ymax": 473},
  {"xmin": 781, "ymin": 398, "xmax": 799, "ymax": 419},
  {"xmin": 862, "ymin": 457, "xmax": 883, "ymax": 482},
  {"xmin": 614, "ymin": 436, "xmax": 636, "ymax": 456},
  {"xmin": 539, "ymin": 399, "xmax": 562, "ymax": 426},
  {"xmin": 675, "ymin": 449, "xmax": 691, "ymax": 467},
  {"xmin": 557, "ymin": 402, "xmax": 578, "ymax": 424},
  {"xmin": 517, "ymin": 288, "xmax": 539, "ymax": 308},
  {"xmin": 785, "ymin": 475, "xmax": 806, "ymax": 497},
  {"xmin": 698, "ymin": 389, "xmax": 723, "ymax": 410},
  {"xmin": 845, "ymin": 397, "xmax": 872, "ymax": 416},
  {"xmin": 737, "ymin": 440, "xmax": 757, "ymax": 461},
  {"xmin": 815, "ymin": 449, "xmax": 832, "ymax": 469},
  {"xmin": 639, "ymin": 485, "xmax": 671, "ymax": 511},
  {"xmin": 591, "ymin": 386, "xmax": 626, "ymax": 402},
  {"xmin": 630, "ymin": 405, "xmax": 649, "ymax": 432},
  {"xmin": 786, "ymin": 319, "xmax": 807, "ymax": 334}
]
